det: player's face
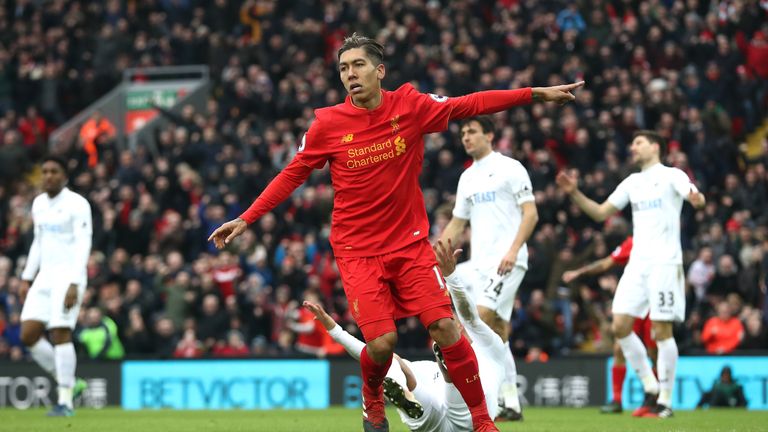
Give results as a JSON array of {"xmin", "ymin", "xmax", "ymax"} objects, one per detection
[
  {"xmin": 338, "ymin": 48, "xmax": 385, "ymax": 103},
  {"xmin": 460, "ymin": 121, "xmax": 493, "ymax": 159},
  {"xmin": 629, "ymin": 135, "xmax": 658, "ymax": 166},
  {"xmin": 41, "ymin": 161, "xmax": 67, "ymax": 195}
]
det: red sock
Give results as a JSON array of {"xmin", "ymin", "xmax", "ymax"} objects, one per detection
[
  {"xmin": 612, "ymin": 365, "xmax": 626, "ymax": 403},
  {"xmin": 360, "ymin": 346, "xmax": 392, "ymax": 399},
  {"xmin": 440, "ymin": 335, "xmax": 491, "ymax": 425}
]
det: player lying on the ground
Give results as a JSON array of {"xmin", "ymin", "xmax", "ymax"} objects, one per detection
[
  {"xmin": 303, "ymin": 239, "xmax": 505, "ymax": 432},
  {"xmin": 562, "ymin": 235, "xmax": 658, "ymax": 414}
]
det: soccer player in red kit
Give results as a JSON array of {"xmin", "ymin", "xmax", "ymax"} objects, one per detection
[
  {"xmin": 209, "ymin": 34, "xmax": 584, "ymax": 432},
  {"xmin": 562, "ymin": 236, "xmax": 657, "ymax": 415}
]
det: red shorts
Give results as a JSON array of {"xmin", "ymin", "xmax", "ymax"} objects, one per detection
[
  {"xmin": 633, "ymin": 314, "xmax": 656, "ymax": 349},
  {"xmin": 336, "ymin": 239, "xmax": 453, "ymax": 341}
]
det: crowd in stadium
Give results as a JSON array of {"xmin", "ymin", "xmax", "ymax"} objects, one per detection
[{"xmin": 0, "ymin": 0, "xmax": 767, "ymax": 361}]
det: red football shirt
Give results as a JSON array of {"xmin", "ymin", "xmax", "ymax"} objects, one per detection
[
  {"xmin": 241, "ymin": 83, "xmax": 532, "ymax": 257},
  {"xmin": 609, "ymin": 236, "xmax": 633, "ymax": 266}
]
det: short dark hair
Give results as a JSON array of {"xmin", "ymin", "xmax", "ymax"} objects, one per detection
[
  {"xmin": 42, "ymin": 155, "xmax": 68, "ymax": 174},
  {"xmin": 633, "ymin": 129, "xmax": 667, "ymax": 156},
  {"xmin": 337, "ymin": 33, "xmax": 385, "ymax": 65},
  {"xmin": 460, "ymin": 116, "xmax": 495, "ymax": 135}
]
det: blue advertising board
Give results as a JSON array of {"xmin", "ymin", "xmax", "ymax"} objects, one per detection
[
  {"xmin": 607, "ymin": 356, "xmax": 768, "ymax": 410},
  {"xmin": 122, "ymin": 360, "xmax": 329, "ymax": 410}
]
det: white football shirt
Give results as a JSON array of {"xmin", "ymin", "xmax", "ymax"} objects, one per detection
[
  {"xmin": 607, "ymin": 163, "xmax": 696, "ymax": 265},
  {"xmin": 21, "ymin": 188, "xmax": 92, "ymax": 286},
  {"xmin": 453, "ymin": 152, "xmax": 534, "ymax": 270}
]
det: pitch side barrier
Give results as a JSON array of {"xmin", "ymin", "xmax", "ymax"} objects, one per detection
[
  {"xmin": 0, "ymin": 361, "xmax": 120, "ymax": 409},
  {"xmin": 609, "ymin": 353, "xmax": 768, "ymax": 410},
  {"xmin": 1, "ymin": 354, "xmax": 766, "ymax": 410}
]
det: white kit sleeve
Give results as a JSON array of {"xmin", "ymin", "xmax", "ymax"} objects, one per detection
[
  {"xmin": 21, "ymin": 219, "xmax": 42, "ymax": 281},
  {"xmin": 444, "ymin": 271, "xmax": 500, "ymax": 347},
  {"xmin": 328, "ymin": 325, "xmax": 366, "ymax": 360},
  {"xmin": 67, "ymin": 197, "xmax": 92, "ymax": 285}
]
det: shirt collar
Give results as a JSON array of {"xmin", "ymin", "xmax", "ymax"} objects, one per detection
[
  {"xmin": 641, "ymin": 162, "xmax": 663, "ymax": 173},
  {"xmin": 473, "ymin": 151, "xmax": 496, "ymax": 168},
  {"xmin": 344, "ymin": 89, "xmax": 388, "ymax": 113}
]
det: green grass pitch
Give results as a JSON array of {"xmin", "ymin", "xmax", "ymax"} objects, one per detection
[{"xmin": 4, "ymin": 407, "xmax": 768, "ymax": 431}]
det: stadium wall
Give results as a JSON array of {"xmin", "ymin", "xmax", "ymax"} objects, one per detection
[
  {"xmin": 1, "ymin": 356, "xmax": 766, "ymax": 410},
  {"xmin": 0, "ymin": 362, "xmax": 120, "ymax": 409},
  {"xmin": 610, "ymin": 356, "xmax": 768, "ymax": 410}
]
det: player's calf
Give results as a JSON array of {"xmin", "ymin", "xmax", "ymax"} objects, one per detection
[{"xmin": 360, "ymin": 347, "xmax": 391, "ymax": 431}]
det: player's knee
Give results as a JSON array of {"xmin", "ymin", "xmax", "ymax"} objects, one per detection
[
  {"xmin": 20, "ymin": 328, "xmax": 41, "ymax": 347},
  {"xmin": 49, "ymin": 328, "xmax": 73, "ymax": 345},
  {"xmin": 477, "ymin": 306, "xmax": 496, "ymax": 325},
  {"xmin": 428, "ymin": 317, "xmax": 460, "ymax": 346},
  {"xmin": 611, "ymin": 320, "xmax": 632, "ymax": 338},
  {"xmin": 651, "ymin": 322, "xmax": 673, "ymax": 341},
  {"xmin": 492, "ymin": 318, "xmax": 509, "ymax": 340}
]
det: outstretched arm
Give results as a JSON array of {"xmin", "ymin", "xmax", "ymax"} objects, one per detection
[
  {"xmin": 433, "ymin": 240, "xmax": 500, "ymax": 347},
  {"xmin": 562, "ymin": 256, "xmax": 616, "ymax": 283},
  {"xmin": 208, "ymin": 158, "xmax": 313, "ymax": 248},
  {"xmin": 415, "ymin": 82, "xmax": 585, "ymax": 134},
  {"xmin": 556, "ymin": 171, "xmax": 618, "ymax": 222},
  {"xmin": 444, "ymin": 271, "xmax": 481, "ymax": 328},
  {"xmin": 303, "ymin": 301, "xmax": 366, "ymax": 360},
  {"xmin": 447, "ymin": 81, "xmax": 585, "ymax": 121},
  {"xmin": 433, "ymin": 240, "xmax": 478, "ymax": 325}
]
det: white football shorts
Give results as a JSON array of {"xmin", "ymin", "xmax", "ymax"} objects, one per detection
[
  {"xmin": 20, "ymin": 272, "xmax": 85, "ymax": 329},
  {"xmin": 612, "ymin": 262, "xmax": 685, "ymax": 322},
  {"xmin": 456, "ymin": 261, "xmax": 526, "ymax": 322}
]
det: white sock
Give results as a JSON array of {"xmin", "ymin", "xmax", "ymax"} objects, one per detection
[
  {"xmin": 656, "ymin": 337, "xmax": 678, "ymax": 407},
  {"xmin": 29, "ymin": 338, "xmax": 56, "ymax": 377},
  {"xmin": 501, "ymin": 342, "xmax": 520, "ymax": 411},
  {"xmin": 617, "ymin": 333, "xmax": 658, "ymax": 394},
  {"xmin": 55, "ymin": 343, "xmax": 76, "ymax": 408}
]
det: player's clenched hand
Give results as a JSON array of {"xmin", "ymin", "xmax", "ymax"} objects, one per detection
[
  {"xmin": 555, "ymin": 171, "xmax": 578, "ymax": 194},
  {"xmin": 208, "ymin": 218, "xmax": 248, "ymax": 249},
  {"xmin": 302, "ymin": 301, "xmax": 336, "ymax": 331},
  {"xmin": 497, "ymin": 248, "xmax": 518, "ymax": 276},
  {"xmin": 19, "ymin": 280, "xmax": 31, "ymax": 303},
  {"xmin": 533, "ymin": 81, "xmax": 585, "ymax": 105},
  {"xmin": 562, "ymin": 270, "xmax": 580, "ymax": 284},
  {"xmin": 433, "ymin": 239, "xmax": 462, "ymax": 277},
  {"xmin": 63, "ymin": 283, "xmax": 78, "ymax": 310},
  {"xmin": 688, "ymin": 190, "xmax": 706, "ymax": 209}
]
